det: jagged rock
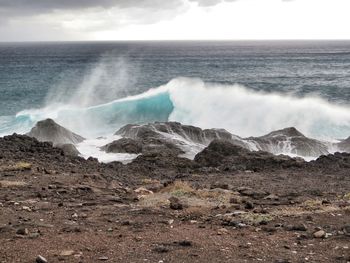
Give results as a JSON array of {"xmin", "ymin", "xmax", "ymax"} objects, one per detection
[
  {"xmin": 337, "ymin": 136, "xmax": 350, "ymax": 152},
  {"xmin": 247, "ymin": 127, "xmax": 329, "ymax": 157},
  {"xmin": 312, "ymin": 152, "xmax": 350, "ymax": 169},
  {"xmin": 115, "ymin": 122, "xmax": 250, "ymax": 156},
  {"xmin": 56, "ymin": 143, "xmax": 80, "ymax": 156},
  {"xmin": 101, "ymin": 138, "xmax": 142, "ymax": 154},
  {"xmin": 194, "ymin": 139, "xmax": 305, "ymax": 171},
  {"xmin": 27, "ymin": 119, "xmax": 85, "ymax": 146}
]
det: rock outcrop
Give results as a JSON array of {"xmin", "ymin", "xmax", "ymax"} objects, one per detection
[
  {"xmin": 246, "ymin": 127, "xmax": 329, "ymax": 157},
  {"xmin": 108, "ymin": 122, "xmax": 250, "ymax": 158},
  {"xmin": 337, "ymin": 136, "xmax": 350, "ymax": 153},
  {"xmin": 101, "ymin": 138, "xmax": 142, "ymax": 154},
  {"xmin": 194, "ymin": 139, "xmax": 306, "ymax": 171},
  {"xmin": 115, "ymin": 122, "xmax": 248, "ymax": 148},
  {"xmin": 55, "ymin": 143, "xmax": 81, "ymax": 157},
  {"xmin": 27, "ymin": 119, "xmax": 85, "ymax": 146}
]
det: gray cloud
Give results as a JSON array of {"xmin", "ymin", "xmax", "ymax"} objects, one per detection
[
  {"xmin": 0, "ymin": 0, "xmax": 182, "ymax": 14},
  {"xmin": 189, "ymin": 0, "xmax": 238, "ymax": 7}
]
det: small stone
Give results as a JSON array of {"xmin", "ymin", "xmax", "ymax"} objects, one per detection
[
  {"xmin": 343, "ymin": 225, "xmax": 350, "ymax": 236},
  {"xmin": 153, "ymin": 245, "xmax": 169, "ymax": 253},
  {"xmin": 98, "ymin": 256, "xmax": 109, "ymax": 261},
  {"xmin": 29, "ymin": 233, "xmax": 41, "ymax": 239},
  {"xmin": 59, "ymin": 250, "xmax": 75, "ymax": 256},
  {"xmin": 16, "ymin": 227, "xmax": 29, "ymax": 235},
  {"xmin": 264, "ymin": 194, "xmax": 279, "ymax": 201},
  {"xmin": 217, "ymin": 228, "xmax": 229, "ymax": 235},
  {"xmin": 285, "ymin": 224, "xmax": 308, "ymax": 232},
  {"xmin": 229, "ymin": 196, "xmax": 241, "ymax": 204},
  {"xmin": 244, "ymin": 201, "xmax": 254, "ymax": 210},
  {"xmin": 169, "ymin": 197, "xmax": 183, "ymax": 210},
  {"xmin": 22, "ymin": 206, "xmax": 32, "ymax": 212},
  {"xmin": 178, "ymin": 240, "xmax": 192, "ymax": 247},
  {"xmin": 71, "ymin": 213, "xmax": 78, "ymax": 219},
  {"xmin": 313, "ymin": 230, "xmax": 326, "ymax": 238},
  {"xmin": 36, "ymin": 255, "xmax": 48, "ymax": 263}
]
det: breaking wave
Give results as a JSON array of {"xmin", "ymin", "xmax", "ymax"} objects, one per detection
[{"xmin": 1, "ymin": 77, "xmax": 350, "ymax": 140}]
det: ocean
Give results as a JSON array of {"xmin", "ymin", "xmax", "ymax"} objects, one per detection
[{"xmin": 1, "ymin": 40, "xmax": 350, "ymax": 144}]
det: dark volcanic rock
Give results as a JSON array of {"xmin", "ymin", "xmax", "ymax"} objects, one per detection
[
  {"xmin": 337, "ymin": 136, "xmax": 350, "ymax": 153},
  {"xmin": 247, "ymin": 127, "xmax": 329, "ymax": 157},
  {"xmin": 56, "ymin": 143, "xmax": 81, "ymax": 157},
  {"xmin": 194, "ymin": 139, "xmax": 305, "ymax": 171},
  {"xmin": 311, "ymin": 152, "xmax": 350, "ymax": 169},
  {"xmin": 101, "ymin": 138, "xmax": 142, "ymax": 154},
  {"xmin": 115, "ymin": 122, "xmax": 250, "ymax": 149},
  {"xmin": 27, "ymin": 119, "xmax": 85, "ymax": 146}
]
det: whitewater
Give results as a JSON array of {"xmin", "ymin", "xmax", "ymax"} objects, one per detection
[{"xmin": 1, "ymin": 77, "xmax": 350, "ymax": 141}]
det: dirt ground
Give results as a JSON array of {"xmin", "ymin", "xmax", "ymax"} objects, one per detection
[{"xmin": 0, "ymin": 135, "xmax": 349, "ymax": 263}]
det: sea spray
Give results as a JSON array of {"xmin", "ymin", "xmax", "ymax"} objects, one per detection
[{"xmin": 2, "ymin": 77, "xmax": 350, "ymax": 141}]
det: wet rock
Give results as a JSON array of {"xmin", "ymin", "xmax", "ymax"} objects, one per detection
[
  {"xmin": 101, "ymin": 138, "xmax": 142, "ymax": 154},
  {"xmin": 194, "ymin": 139, "xmax": 305, "ymax": 171},
  {"xmin": 248, "ymin": 127, "xmax": 329, "ymax": 157},
  {"xmin": 169, "ymin": 197, "xmax": 183, "ymax": 210},
  {"xmin": 56, "ymin": 143, "xmax": 81, "ymax": 157},
  {"xmin": 27, "ymin": 119, "xmax": 85, "ymax": 146}
]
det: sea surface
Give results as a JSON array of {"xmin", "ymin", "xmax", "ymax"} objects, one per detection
[{"xmin": 1, "ymin": 40, "xmax": 350, "ymax": 143}]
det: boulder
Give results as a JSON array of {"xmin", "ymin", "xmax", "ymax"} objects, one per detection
[
  {"xmin": 337, "ymin": 136, "xmax": 350, "ymax": 152},
  {"xmin": 56, "ymin": 143, "xmax": 81, "ymax": 157},
  {"xmin": 194, "ymin": 139, "xmax": 306, "ymax": 171},
  {"xmin": 27, "ymin": 119, "xmax": 85, "ymax": 146},
  {"xmin": 247, "ymin": 127, "xmax": 329, "ymax": 157},
  {"xmin": 101, "ymin": 138, "xmax": 142, "ymax": 154}
]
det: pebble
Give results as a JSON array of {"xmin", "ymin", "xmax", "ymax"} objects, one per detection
[
  {"xmin": 217, "ymin": 228, "xmax": 229, "ymax": 235},
  {"xmin": 244, "ymin": 201, "xmax": 254, "ymax": 210},
  {"xmin": 22, "ymin": 206, "xmax": 32, "ymax": 212},
  {"xmin": 153, "ymin": 245, "xmax": 169, "ymax": 253},
  {"xmin": 98, "ymin": 256, "xmax": 109, "ymax": 261},
  {"xmin": 59, "ymin": 250, "xmax": 75, "ymax": 256},
  {"xmin": 169, "ymin": 197, "xmax": 183, "ymax": 210},
  {"xmin": 36, "ymin": 255, "xmax": 48, "ymax": 263},
  {"xmin": 16, "ymin": 227, "xmax": 29, "ymax": 235},
  {"xmin": 313, "ymin": 230, "xmax": 326, "ymax": 238},
  {"xmin": 178, "ymin": 240, "xmax": 192, "ymax": 247}
]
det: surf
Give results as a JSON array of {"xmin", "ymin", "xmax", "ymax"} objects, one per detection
[{"xmin": 1, "ymin": 77, "xmax": 350, "ymax": 142}]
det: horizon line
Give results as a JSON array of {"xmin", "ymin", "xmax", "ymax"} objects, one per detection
[{"xmin": 1, "ymin": 39, "xmax": 350, "ymax": 44}]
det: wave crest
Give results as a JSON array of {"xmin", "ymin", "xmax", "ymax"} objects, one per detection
[{"xmin": 1, "ymin": 77, "xmax": 350, "ymax": 140}]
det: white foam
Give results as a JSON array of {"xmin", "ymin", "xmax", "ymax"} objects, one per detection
[
  {"xmin": 166, "ymin": 77, "xmax": 350, "ymax": 140},
  {"xmin": 76, "ymin": 135, "xmax": 139, "ymax": 164}
]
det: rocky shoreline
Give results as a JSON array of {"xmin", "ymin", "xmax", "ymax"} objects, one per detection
[{"xmin": 0, "ymin": 120, "xmax": 349, "ymax": 262}]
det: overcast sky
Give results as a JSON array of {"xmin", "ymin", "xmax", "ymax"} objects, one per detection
[{"xmin": 0, "ymin": 0, "xmax": 349, "ymax": 41}]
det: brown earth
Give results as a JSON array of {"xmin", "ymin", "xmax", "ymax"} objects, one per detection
[{"xmin": 0, "ymin": 134, "xmax": 349, "ymax": 263}]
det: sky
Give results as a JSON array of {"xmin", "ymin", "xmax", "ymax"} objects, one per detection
[{"xmin": 0, "ymin": 0, "xmax": 349, "ymax": 41}]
